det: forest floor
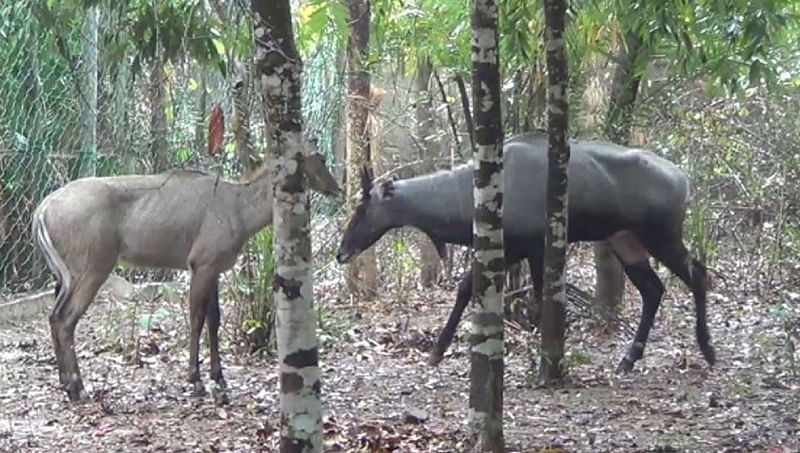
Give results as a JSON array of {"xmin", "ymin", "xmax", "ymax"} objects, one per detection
[{"xmin": 1, "ymin": 251, "xmax": 799, "ymax": 453}]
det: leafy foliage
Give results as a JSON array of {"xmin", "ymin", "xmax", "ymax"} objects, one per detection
[
  {"xmin": 607, "ymin": 0, "xmax": 800, "ymax": 91},
  {"xmin": 33, "ymin": 0, "xmax": 227, "ymax": 77}
]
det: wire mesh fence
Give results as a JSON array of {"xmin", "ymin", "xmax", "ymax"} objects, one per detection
[
  {"xmin": 0, "ymin": 1, "xmax": 350, "ymax": 300},
  {"xmin": 0, "ymin": 1, "xmax": 80, "ymax": 296}
]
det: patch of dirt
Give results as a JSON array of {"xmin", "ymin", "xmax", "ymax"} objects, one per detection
[{"xmin": 1, "ymin": 254, "xmax": 798, "ymax": 452}]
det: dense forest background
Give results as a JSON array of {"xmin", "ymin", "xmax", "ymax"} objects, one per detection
[{"xmin": 2, "ymin": 0, "xmax": 796, "ymax": 334}]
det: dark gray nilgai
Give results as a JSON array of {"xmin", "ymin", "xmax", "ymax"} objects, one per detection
[
  {"xmin": 336, "ymin": 133, "xmax": 715, "ymax": 372},
  {"xmin": 33, "ymin": 153, "xmax": 339, "ymax": 402}
]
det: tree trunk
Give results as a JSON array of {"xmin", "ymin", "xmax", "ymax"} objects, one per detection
[
  {"xmin": 208, "ymin": 0, "xmax": 228, "ymax": 23},
  {"xmin": 78, "ymin": 6, "xmax": 98, "ymax": 178},
  {"xmin": 333, "ymin": 47, "xmax": 347, "ymax": 185},
  {"xmin": 468, "ymin": 0, "xmax": 505, "ymax": 450},
  {"xmin": 344, "ymin": 0, "xmax": 377, "ymax": 298},
  {"xmin": 252, "ymin": 1, "xmax": 322, "ymax": 452},
  {"xmin": 414, "ymin": 58, "xmax": 441, "ymax": 287},
  {"xmin": 232, "ymin": 77, "xmax": 261, "ymax": 176},
  {"xmin": 539, "ymin": 0, "xmax": 570, "ymax": 386},
  {"xmin": 592, "ymin": 30, "xmax": 646, "ymax": 332},
  {"xmin": 149, "ymin": 57, "xmax": 169, "ymax": 172},
  {"xmin": 525, "ymin": 62, "xmax": 547, "ymax": 132},
  {"xmin": 194, "ymin": 67, "xmax": 208, "ymax": 161}
]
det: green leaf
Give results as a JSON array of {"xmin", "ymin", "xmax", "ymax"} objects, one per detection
[
  {"xmin": 211, "ymin": 38, "xmax": 225, "ymax": 57},
  {"xmin": 139, "ymin": 308, "xmax": 169, "ymax": 330}
]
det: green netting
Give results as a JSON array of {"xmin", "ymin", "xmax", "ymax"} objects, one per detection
[
  {"xmin": 303, "ymin": 28, "xmax": 346, "ymax": 217},
  {"xmin": 0, "ymin": 2, "xmax": 223, "ymax": 296},
  {"xmin": 0, "ymin": 1, "xmax": 347, "ymax": 297},
  {"xmin": 0, "ymin": 1, "xmax": 81, "ymax": 295}
]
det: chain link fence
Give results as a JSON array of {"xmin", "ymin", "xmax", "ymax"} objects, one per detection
[
  {"xmin": 0, "ymin": 1, "xmax": 80, "ymax": 296},
  {"xmin": 0, "ymin": 1, "xmax": 350, "ymax": 301}
]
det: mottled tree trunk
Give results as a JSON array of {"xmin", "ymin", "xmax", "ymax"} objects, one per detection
[
  {"xmin": 414, "ymin": 59, "xmax": 441, "ymax": 287},
  {"xmin": 539, "ymin": 0, "xmax": 570, "ymax": 386},
  {"xmin": 468, "ymin": 0, "xmax": 505, "ymax": 450},
  {"xmin": 344, "ymin": 0, "xmax": 377, "ymax": 298},
  {"xmin": 149, "ymin": 57, "xmax": 169, "ymax": 172},
  {"xmin": 252, "ymin": 1, "xmax": 322, "ymax": 452},
  {"xmin": 78, "ymin": 6, "xmax": 98, "ymax": 178},
  {"xmin": 593, "ymin": 30, "xmax": 645, "ymax": 332}
]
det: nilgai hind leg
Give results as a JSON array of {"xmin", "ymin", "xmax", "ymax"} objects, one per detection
[
  {"xmin": 646, "ymin": 236, "xmax": 715, "ymax": 367},
  {"xmin": 205, "ymin": 276, "xmax": 226, "ymax": 389},
  {"xmin": 609, "ymin": 230, "xmax": 715, "ymax": 372},
  {"xmin": 49, "ymin": 267, "xmax": 114, "ymax": 402},
  {"xmin": 186, "ymin": 266, "xmax": 221, "ymax": 396}
]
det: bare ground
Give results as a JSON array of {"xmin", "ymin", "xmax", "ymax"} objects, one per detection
[{"xmin": 1, "ymin": 256, "xmax": 799, "ymax": 452}]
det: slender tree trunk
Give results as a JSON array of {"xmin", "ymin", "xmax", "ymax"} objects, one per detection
[
  {"xmin": 504, "ymin": 69, "xmax": 524, "ymax": 303},
  {"xmin": 208, "ymin": 0, "xmax": 228, "ymax": 23},
  {"xmin": 194, "ymin": 67, "xmax": 208, "ymax": 160},
  {"xmin": 232, "ymin": 77, "xmax": 261, "ymax": 176},
  {"xmin": 344, "ymin": 0, "xmax": 377, "ymax": 298},
  {"xmin": 539, "ymin": 0, "xmax": 570, "ymax": 385},
  {"xmin": 414, "ymin": 58, "xmax": 441, "ymax": 286},
  {"xmin": 592, "ymin": 30, "xmax": 646, "ymax": 332},
  {"xmin": 368, "ymin": 87, "xmax": 385, "ymax": 175},
  {"xmin": 78, "ymin": 6, "xmax": 98, "ymax": 177},
  {"xmin": 525, "ymin": 62, "xmax": 547, "ymax": 132},
  {"xmin": 333, "ymin": 47, "xmax": 347, "ymax": 185},
  {"xmin": 252, "ymin": 1, "xmax": 322, "ymax": 452},
  {"xmin": 468, "ymin": 0, "xmax": 505, "ymax": 450},
  {"xmin": 149, "ymin": 57, "xmax": 169, "ymax": 172}
]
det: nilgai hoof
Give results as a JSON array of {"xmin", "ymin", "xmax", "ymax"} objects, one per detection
[
  {"xmin": 212, "ymin": 386, "xmax": 230, "ymax": 406},
  {"xmin": 212, "ymin": 375, "xmax": 227, "ymax": 389},
  {"xmin": 616, "ymin": 357, "xmax": 635, "ymax": 374},
  {"xmin": 427, "ymin": 350, "xmax": 444, "ymax": 367},
  {"xmin": 66, "ymin": 381, "xmax": 88, "ymax": 403},
  {"xmin": 617, "ymin": 342, "xmax": 644, "ymax": 373},
  {"xmin": 701, "ymin": 344, "xmax": 717, "ymax": 367},
  {"xmin": 191, "ymin": 381, "xmax": 207, "ymax": 397}
]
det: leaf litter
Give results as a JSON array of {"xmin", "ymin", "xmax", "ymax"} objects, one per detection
[{"xmin": 0, "ymin": 248, "xmax": 798, "ymax": 452}]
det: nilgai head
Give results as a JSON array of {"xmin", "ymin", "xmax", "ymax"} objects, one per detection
[
  {"xmin": 336, "ymin": 166, "xmax": 396, "ymax": 264},
  {"xmin": 301, "ymin": 135, "xmax": 341, "ymax": 196},
  {"xmin": 302, "ymin": 151, "xmax": 340, "ymax": 196}
]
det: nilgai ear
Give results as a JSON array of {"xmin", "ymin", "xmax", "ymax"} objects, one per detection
[
  {"xmin": 379, "ymin": 180, "xmax": 395, "ymax": 199},
  {"xmin": 301, "ymin": 152, "xmax": 340, "ymax": 196}
]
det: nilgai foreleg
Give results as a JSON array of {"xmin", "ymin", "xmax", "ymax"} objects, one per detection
[
  {"xmin": 608, "ymin": 231, "xmax": 665, "ymax": 373},
  {"xmin": 187, "ymin": 266, "xmax": 216, "ymax": 396},
  {"xmin": 51, "ymin": 272, "xmax": 109, "ymax": 401},
  {"xmin": 205, "ymin": 276, "xmax": 226, "ymax": 388},
  {"xmin": 527, "ymin": 256, "xmax": 544, "ymax": 328},
  {"xmin": 429, "ymin": 269, "xmax": 473, "ymax": 366}
]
